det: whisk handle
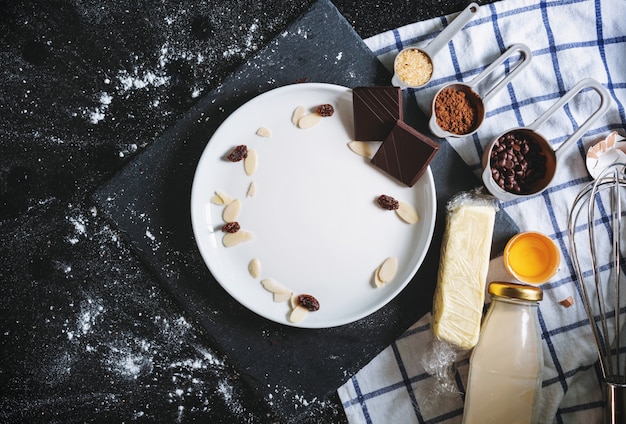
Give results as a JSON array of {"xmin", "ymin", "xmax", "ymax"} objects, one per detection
[{"xmin": 606, "ymin": 381, "xmax": 626, "ymax": 424}]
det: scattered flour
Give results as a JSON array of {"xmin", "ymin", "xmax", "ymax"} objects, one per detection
[
  {"xmin": 88, "ymin": 92, "xmax": 113, "ymax": 124},
  {"xmin": 53, "ymin": 243, "xmax": 248, "ymax": 419},
  {"xmin": 222, "ymin": 20, "xmax": 261, "ymax": 59},
  {"xmin": 66, "ymin": 297, "xmax": 104, "ymax": 341},
  {"xmin": 81, "ymin": 13, "xmax": 263, "ymax": 131},
  {"xmin": 69, "ymin": 214, "xmax": 86, "ymax": 235},
  {"xmin": 53, "ymin": 9, "xmax": 336, "ymax": 419},
  {"xmin": 144, "ymin": 226, "xmax": 162, "ymax": 251},
  {"xmin": 66, "ymin": 208, "xmax": 119, "ymax": 246},
  {"xmin": 104, "ymin": 337, "xmax": 154, "ymax": 379},
  {"xmin": 117, "ymin": 69, "xmax": 170, "ymax": 91},
  {"xmin": 58, "ymin": 289, "xmax": 249, "ymax": 418}
]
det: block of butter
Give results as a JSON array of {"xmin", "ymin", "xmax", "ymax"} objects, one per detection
[{"xmin": 432, "ymin": 197, "xmax": 496, "ymax": 350}]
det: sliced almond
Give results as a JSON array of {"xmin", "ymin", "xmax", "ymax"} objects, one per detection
[
  {"xmin": 222, "ymin": 230, "xmax": 252, "ymax": 247},
  {"xmin": 289, "ymin": 293, "xmax": 298, "ymax": 309},
  {"xmin": 373, "ymin": 267, "xmax": 386, "ymax": 288},
  {"xmin": 248, "ymin": 258, "xmax": 261, "ymax": 279},
  {"xmin": 292, "ymin": 106, "xmax": 306, "ymax": 126},
  {"xmin": 289, "ymin": 305, "xmax": 309, "ymax": 323},
  {"xmin": 210, "ymin": 190, "xmax": 232, "ymax": 205},
  {"xmin": 261, "ymin": 278, "xmax": 290, "ymax": 295},
  {"xmin": 256, "ymin": 127, "xmax": 272, "ymax": 137},
  {"xmin": 244, "ymin": 149, "xmax": 257, "ymax": 176},
  {"xmin": 378, "ymin": 256, "xmax": 398, "ymax": 283},
  {"xmin": 273, "ymin": 291, "xmax": 293, "ymax": 303},
  {"xmin": 348, "ymin": 141, "xmax": 374, "ymax": 158},
  {"xmin": 210, "ymin": 194, "xmax": 224, "ymax": 205},
  {"xmin": 559, "ymin": 295, "xmax": 574, "ymax": 308},
  {"xmin": 247, "ymin": 181, "xmax": 257, "ymax": 197},
  {"xmin": 396, "ymin": 201, "xmax": 419, "ymax": 224},
  {"xmin": 222, "ymin": 199, "xmax": 241, "ymax": 223},
  {"xmin": 297, "ymin": 113, "xmax": 322, "ymax": 129},
  {"xmin": 261, "ymin": 278, "xmax": 292, "ymax": 302}
]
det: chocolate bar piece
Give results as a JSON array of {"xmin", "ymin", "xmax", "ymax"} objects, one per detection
[
  {"xmin": 371, "ymin": 120, "xmax": 439, "ymax": 187},
  {"xmin": 353, "ymin": 86, "xmax": 402, "ymax": 141}
]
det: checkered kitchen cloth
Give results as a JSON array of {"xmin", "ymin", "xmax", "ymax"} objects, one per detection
[{"xmin": 338, "ymin": 0, "xmax": 626, "ymax": 422}]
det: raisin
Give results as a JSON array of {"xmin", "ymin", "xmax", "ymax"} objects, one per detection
[
  {"xmin": 316, "ymin": 104, "xmax": 334, "ymax": 117},
  {"xmin": 297, "ymin": 294, "xmax": 320, "ymax": 311},
  {"xmin": 377, "ymin": 194, "xmax": 399, "ymax": 210},
  {"xmin": 222, "ymin": 222, "xmax": 240, "ymax": 233},
  {"xmin": 227, "ymin": 145, "xmax": 248, "ymax": 162}
]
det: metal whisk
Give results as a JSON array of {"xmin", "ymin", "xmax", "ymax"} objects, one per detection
[{"xmin": 568, "ymin": 162, "xmax": 626, "ymax": 424}]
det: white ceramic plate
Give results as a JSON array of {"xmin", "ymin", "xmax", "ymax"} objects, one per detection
[{"xmin": 190, "ymin": 83, "xmax": 436, "ymax": 328}]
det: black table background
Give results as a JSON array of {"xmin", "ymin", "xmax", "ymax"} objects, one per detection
[{"xmin": 1, "ymin": 1, "xmax": 494, "ymax": 423}]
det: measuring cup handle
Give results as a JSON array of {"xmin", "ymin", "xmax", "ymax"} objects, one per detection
[
  {"xmin": 391, "ymin": 74, "xmax": 407, "ymax": 89},
  {"xmin": 481, "ymin": 165, "xmax": 518, "ymax": 201},
  {"xmin": 474, "ymin": 43, "xmax": 533, "ymax": 104},
  {"xmin": 421, "ymin": 3, "xmax": 480, "ymax": 58},
  {"xmin": 526, "ymin": 78, "xmax": 612, "ymax": 160}
]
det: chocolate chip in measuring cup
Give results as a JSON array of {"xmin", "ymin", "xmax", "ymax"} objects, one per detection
[{"xmin": 489, "ymin": 131, "xmax": 547, "ymax": 194}]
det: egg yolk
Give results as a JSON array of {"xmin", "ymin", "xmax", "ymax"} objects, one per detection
[{"xmin": 506, "ymin": 233, "xmax": 558, "ymax": 284}]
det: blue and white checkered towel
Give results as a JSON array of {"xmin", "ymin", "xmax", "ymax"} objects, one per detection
[{"xmin": 338, "ymin": 0, "xmax": 626, "ymax": 422}]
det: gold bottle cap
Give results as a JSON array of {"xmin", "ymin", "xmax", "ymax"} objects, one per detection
[{"xmin": 488, "ymin": 281, "xmax": 543, "ymax": 302}]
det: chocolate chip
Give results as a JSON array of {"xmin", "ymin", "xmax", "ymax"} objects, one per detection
[{"xmin": 489, "ymin": 131, "xmax": 547, "ymax": 194}]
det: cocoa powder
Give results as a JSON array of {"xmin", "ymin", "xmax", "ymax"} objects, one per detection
[{"xmin": 434, "ymin": 87, "xmax": 479, "ymax": 135}]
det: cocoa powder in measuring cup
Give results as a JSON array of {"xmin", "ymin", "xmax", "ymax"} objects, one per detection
[{"xmin": 434, "ymin": 87, "xmax": 479, "ymax": 135}]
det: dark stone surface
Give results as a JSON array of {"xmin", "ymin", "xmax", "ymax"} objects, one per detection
[
  {"xmin": 91, "ymin": 2, "xmax": 396, "ymax": 422},
  {"xmin": 0, "ymin": 1, "xmax": 499, "ymax": 423}
]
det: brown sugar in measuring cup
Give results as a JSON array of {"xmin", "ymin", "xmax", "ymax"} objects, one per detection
[
  {"xmin": 429, "ymin": 43, "xmax": 532, "ymax": 138},
  {"xmin": 481, "ymin": 78, "xmax": 611, "ymax": 202},
  {"xmin": 391, "ymin": 3, "xmax": 479, "ymax": 89}
]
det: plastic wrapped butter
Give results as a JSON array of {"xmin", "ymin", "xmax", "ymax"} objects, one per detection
[{"xmin": 432, "ymin": 191, "xmax": 497, "ymax": 350}]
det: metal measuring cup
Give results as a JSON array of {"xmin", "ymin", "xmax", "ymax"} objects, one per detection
[
  {"xmin": 391, "ymin": 2, "xmax": 479, "ymax": 89},
  {"xmin": 428, "ymin": 43, "xmax": 532, "ymax": 138},
  {"xmin": 481, "ymin": 78, "xmax": 612, "ymax": 202}
]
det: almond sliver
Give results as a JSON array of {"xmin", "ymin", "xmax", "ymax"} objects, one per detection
[
  {"xmin": 273, "ymin": 291, "xmax": 292, "ymax": 303},
  {"xmin": 261, "ymin": 278, "xmax": 290, "ymax": 295},
  {"xmin": 223, "ymin": 199, "xmax": 241, "ymax": 223},
  {"xmin": 377, "ymin": 256, "xmax": 398, "ymax": 283},
  {"xmin": 244, "ymin": 149, "xmax": 258, "ymax": 176},
  {"xmin": 210, "ymin": 190, "xmax": 232, "ymax": 205},
  {"xmin": 292, "ymin": 106, "xmax": 306, "ymax": 126},
  {"xmin": 289, "ymin": 305, "xmax": 309, "ymax": 323},
  {"xmin": 248, "ymin": 258, "xmax": 261, "ymax": 279},
  {"xmin": 396, "ymin": 201, "xmax": 419, "ymax": 224},
  {"xmin": 348, "ymin": 141, "xmax": 374, "ymax": 158},
  {"xmin": 256, "ymin": 127, "xmax": 272, "ymax": 137},
  {"xmin": 222, "ymin": 230, "xmax": 252, "ymax": 247},
  {"xmin": 297, "ymin": 113, "xmax": 322, "ymax": 129},
  {"xmin": 373, "ymin": 267, "xmax": 386, "ymax": 288}
]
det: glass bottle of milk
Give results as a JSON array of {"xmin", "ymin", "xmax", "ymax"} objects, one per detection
[{"xmin": 462, "ymin": 281, "xmax": 544, "ymax": 424}]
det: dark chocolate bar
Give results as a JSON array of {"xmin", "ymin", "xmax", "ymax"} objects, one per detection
[
  {"xmin": 371, "ymin": 120, "xmax": 439, "ymax": 187},
  {"xmin": 353, "ymin": 86, "xmax": 402, "ymax": 141}
]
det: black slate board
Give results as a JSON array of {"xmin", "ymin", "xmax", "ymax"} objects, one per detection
[{"xmin": 93, "ymin": 0, "xmax": 518, "ymax": 420}]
